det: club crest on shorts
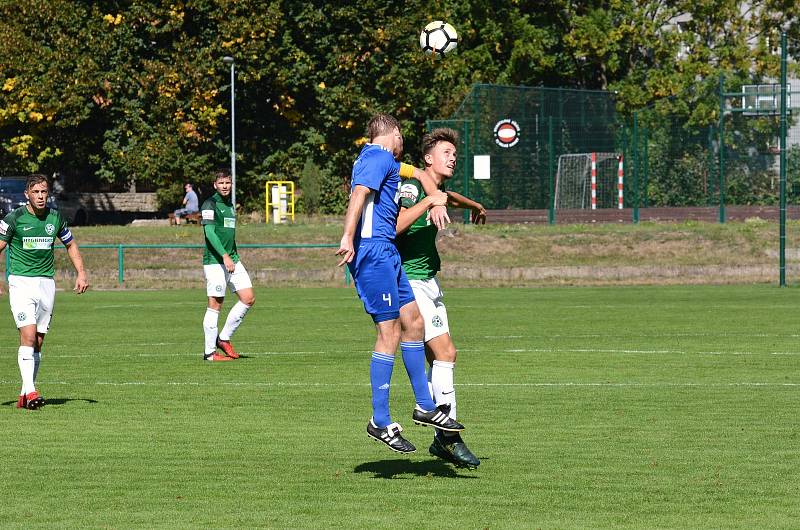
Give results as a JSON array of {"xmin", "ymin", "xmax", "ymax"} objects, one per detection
[
  {"xmin": 45, "ymin": 223, "xmax": 55, "ymax": 235},
  {"xmin": 16, "ymin": 312, "xmax": 26, "ymax": 322},
  {"xmin": 215, "ymin": 285, "xmax": 223, "ymax": 292},
  {"xmin": 431, "ymin": 315, "xmax": 443, "ymax": 328}
]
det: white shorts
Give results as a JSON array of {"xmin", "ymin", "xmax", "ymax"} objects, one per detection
[
  {"xmin": 8, "ymin": 275, "xmax": 56, "ymax": 333},
  {"xmin": 409, "ymin": 277, "xmax": 449, "ymax": 342},
  {"xmin": 204, "ymin": 261, "xmax": 252, "ymax": 297}
]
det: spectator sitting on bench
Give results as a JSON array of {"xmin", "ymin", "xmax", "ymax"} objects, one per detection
[{"xmin": 173, "ymin": 183, "xmax": 199, "ymax": 225}]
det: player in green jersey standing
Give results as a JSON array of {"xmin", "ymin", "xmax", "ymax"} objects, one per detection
[
  {"xmin": 200, "ymin": 170, "xmax": 255, "ymax": 362},
  {"xmin": 396, "ymin": 128, "xmax": 486, "ymax": 468},
  {"xmin": 0, "ymin": 174, "xmax": 89, "ymax": 409}
]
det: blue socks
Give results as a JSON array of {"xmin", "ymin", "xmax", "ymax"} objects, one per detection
[
  {"xmin": 370, "ymin": 352, "xmax": 395, "ymax": 428},
  {"xmin": 401, "ymin": 341, "xmax": 437, "ymax": 411}
]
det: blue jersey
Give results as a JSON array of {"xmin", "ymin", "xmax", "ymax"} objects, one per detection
[{"xmin": 351, "ymin": 144, "xmax": 402, "ymax": 245}]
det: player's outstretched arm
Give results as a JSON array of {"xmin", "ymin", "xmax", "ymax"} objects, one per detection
[
  {"xmin": 446, "ymin": 190, "xmax": 487, "ymax": 225},
  {"xmin": 407, "ymin": 166, "xmax": 450, "ymax": 229},
  {"xmin": 64, "ymin": 241, "xmax": 89, "ymax": 294},
  {"xmin": 336, "ymin": 185, "xmax": 370, "ymax": 266},
  {"xmin": 397, "ymin": 191, "xmax": 448, "ymax": 235}
]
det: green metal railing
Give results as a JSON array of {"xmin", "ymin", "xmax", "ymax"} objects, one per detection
[{"xmin": 6, "ymin": 243, "xmax": 346, "ymax": 285}]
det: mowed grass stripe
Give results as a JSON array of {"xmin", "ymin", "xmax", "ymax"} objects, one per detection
[{"xmin": 0, "ymin": 286, "xmax": 798, "ymax": 528}]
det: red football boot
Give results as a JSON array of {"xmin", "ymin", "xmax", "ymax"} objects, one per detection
[
  {"xmin": 215, "ymin": 337, "xmax": 240, "ymax": 359},
  {"xmin": 204, "ymin": 353, "xmax": 234, "ymax": 362},
  {"xmin": 24, "ymin": 391, "xmax": 45, "ymax": 410}
]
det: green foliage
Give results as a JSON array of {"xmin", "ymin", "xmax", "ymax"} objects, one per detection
[
  {"xmin": 155, "ymin": 181, "xmax": 185, "ymax": 212},
  {"xmin": 297, "ymin": 157, "xmax": 322, "ymax": 214},
  {"xmin": 2, "ymin": 1, "xmax": 800, "ymax": 211}
]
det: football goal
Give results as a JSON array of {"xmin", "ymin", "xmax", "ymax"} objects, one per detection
[{"xmin": 554, "ymin": 152, "xmax": 623, "ymax": 209}]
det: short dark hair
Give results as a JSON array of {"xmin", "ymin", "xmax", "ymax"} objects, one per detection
[
  {"xmin": 422, "ymin": 128, "xmax": 459, "ymax": 156},
  {"xmin": 367, "ymin": 113, "xmax": 400, "ymax": 141},
  {"xmin": 26, "ymin": 174, "xmax": 49, "ymax": 190},
  {"xmin": 213, "ymin": 169, "xmax": 231, "ymax": 181}
]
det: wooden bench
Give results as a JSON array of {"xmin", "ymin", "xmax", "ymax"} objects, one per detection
[{"xmin": 168, "ymin": 212, "xmax": 201, "ymax": 225}]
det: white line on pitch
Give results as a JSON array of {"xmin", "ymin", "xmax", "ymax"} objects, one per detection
[
  {"xmin": 496, "ymin": 348, "xmax": 800, "ymax": 356},
  {"xmin": 7, "ymin": 343, "xmax": 800, "ymax": 359},
  {"xmin": 1, "ymin": 380, "xmax": 798, "ymax": 388},
  {"xmin": 0, "ymin": 350, "xmax": 289, "ymax": 357}
]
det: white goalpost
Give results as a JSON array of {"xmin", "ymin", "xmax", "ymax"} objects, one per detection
[{"xmin": 554, "ymin": 152, "xmax": 624, "ymax": 209}]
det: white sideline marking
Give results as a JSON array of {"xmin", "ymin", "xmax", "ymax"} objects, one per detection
[
  {"xmin": 497, "ymin": 348, "xmax": 800, "ymax": 356},
  {"xmin": 1, "ymin": 380, "xmax": 798, "ymax": 388},
  {"xmin": 5, "ymin": 348, "xmax": 799, "ymax": 358},
  {"xmin": 93, "ymin": 301, "xmax": 196, "ymax": 309},
  {"xmin": 499, "ymin": 333, "xmax": 800, "ymax": 339}
]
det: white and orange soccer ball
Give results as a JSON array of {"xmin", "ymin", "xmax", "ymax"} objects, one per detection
[{"xmin": 419, "ymin": 21, "xmax": 458, "ymax": 57}]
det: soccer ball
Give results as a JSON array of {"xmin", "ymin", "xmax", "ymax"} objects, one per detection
[{"xmin": 419, "ymin": 21, "xmax": 458, "ymax": 57}]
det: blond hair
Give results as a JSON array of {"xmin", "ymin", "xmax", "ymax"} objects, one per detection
[{"xmin": 367, "ymin": 113, "xmax": 400, "ymax": 141}]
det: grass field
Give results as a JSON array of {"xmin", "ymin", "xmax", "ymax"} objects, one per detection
[{"xmin": 1, "ymin": 285, "xmax": 799, "ymax": 528}]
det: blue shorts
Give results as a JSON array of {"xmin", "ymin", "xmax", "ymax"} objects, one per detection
[{"xmin": 348, "ymin": 240, "xmax": 415, "ymax": 323}]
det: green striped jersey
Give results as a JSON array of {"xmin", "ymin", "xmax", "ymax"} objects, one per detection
[
  {"xmin": 200, "ymin": 193, "xmax": 239, "ymax": 265},
  {"xmin": 396, "ymin": 178, "xmax": 441, "ymax": 280},
  {"xmin": 0, "ymin": 206, "xmax": 71, "ymax": 277}
]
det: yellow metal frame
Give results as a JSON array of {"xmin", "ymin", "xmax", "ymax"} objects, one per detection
[{"xmin": 265, "ymin": 180, "xmax": 295, "ymax": 224}]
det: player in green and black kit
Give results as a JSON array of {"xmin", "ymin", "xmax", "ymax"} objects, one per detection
[
  {"xmin": 200, "ymin": 170, "xmax": 255, "ymax": 362},
  {"xmin": 396, "ymin": 128, "xmax": 487, "ymax": 468},
  {"xmin": 0, "ymin": 174, "xmax": 88, "ymax": 409}
]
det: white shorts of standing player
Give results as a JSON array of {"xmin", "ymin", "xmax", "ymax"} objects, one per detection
[
  {"xmin": 203, "ymin": 261, "xmax": 253, "ymax": 298},
  {"xmin": 409, "ymin": 277, "xmax": 450, "ymax": 343},
  {"xmin": 8, "ymin": 275, "xmax": 55, "ymax": 333}
]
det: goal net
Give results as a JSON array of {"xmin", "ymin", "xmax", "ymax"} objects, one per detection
[{"xmin": 554, "ymin": 152, "xmax": 623, "ymax": 209}]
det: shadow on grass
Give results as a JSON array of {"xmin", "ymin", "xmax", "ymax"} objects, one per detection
[
  {"xmin": 3, "ymin": 398, "xmax": 98, "ymax": 407},
  {"xmin": 43, "ymin": 398, "xmax": 99, "ymax": 406},
  {"xmin": 354, "ymin": 459, "xmax": 480, "ymax": 479}
]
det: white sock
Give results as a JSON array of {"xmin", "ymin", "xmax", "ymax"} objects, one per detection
[
  {"xmin": 203, "ymin": 308, "xmax": 220, "ymax": 355},
  {"xmin": 219, "ymin": 302, "xmax": 251, "ymax": 341},
  {"xmin": 33, "ymin": 350, "xmax": 41, "ymax": 382},
  {"xmin": 431, "ymin": 360, "xmax": 457, "ymax": 436},
  {"xmin": 18, "ymin": 346, "xmax": 35, "ymax": 395}
]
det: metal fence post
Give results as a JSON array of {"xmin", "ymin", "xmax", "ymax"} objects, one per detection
[
  {"xmin": 780, "ymin": 32, "xmax": 788, "ymax": 287},
  {"xmin": 548, "ymin": 116, "xmax": 555, "ymax": 225},
  {"xmin": 118, "ymin": 244, "xmax": 124, "ymax": 285},
  {"xmin": 632, "ymin": 112, "xmax": 640, "ymax": 223},
  {"xmin": 718, "ymin": 73, "xmax": 726, "ymax": 224}
]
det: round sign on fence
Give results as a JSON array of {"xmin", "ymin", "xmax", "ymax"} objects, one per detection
[{"xmin": 493, "ymin": 119, "xmax": 520, "ymax": 148}]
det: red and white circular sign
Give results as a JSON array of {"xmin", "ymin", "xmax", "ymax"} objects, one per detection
[{"xmin": 494, "ymin": 119, "xmax": 520, "ymax": 148}]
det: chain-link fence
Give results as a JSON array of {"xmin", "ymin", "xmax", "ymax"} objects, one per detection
[
  {"xmin": 431, "ymin": 79, "xmax": 800, "ymax": 218},
  {"xmin": 428, "ymin": 84, "xmax": 621, "ymax": 222}
]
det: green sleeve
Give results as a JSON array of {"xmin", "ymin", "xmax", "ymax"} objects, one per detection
[
  {"xmin": 399, "ymin": 178, "xmax": 423, "ymax": 209},
  {"xmin": 0, "ymin": 211, "xmax": 16, "ymax": 243},
  {"xmin": 204, "ymin": 224, "xmax": 228, "ymax": 257}
]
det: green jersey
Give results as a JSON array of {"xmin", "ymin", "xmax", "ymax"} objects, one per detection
[
  {"xmin": 396, "ymin": 178, "xmax": 441, "ymax": 280},
  {"xmin": 200, "ymin": 193, "xmax": 239, "ymax": 265},
  {"xmin": 0, "ymin": 206, "xmax": 71, "ymax": 278}
]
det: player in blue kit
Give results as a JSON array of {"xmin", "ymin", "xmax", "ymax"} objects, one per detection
[{"xmin": 336, "ymin": 113, "xmax": 465, "ymax": 454}]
